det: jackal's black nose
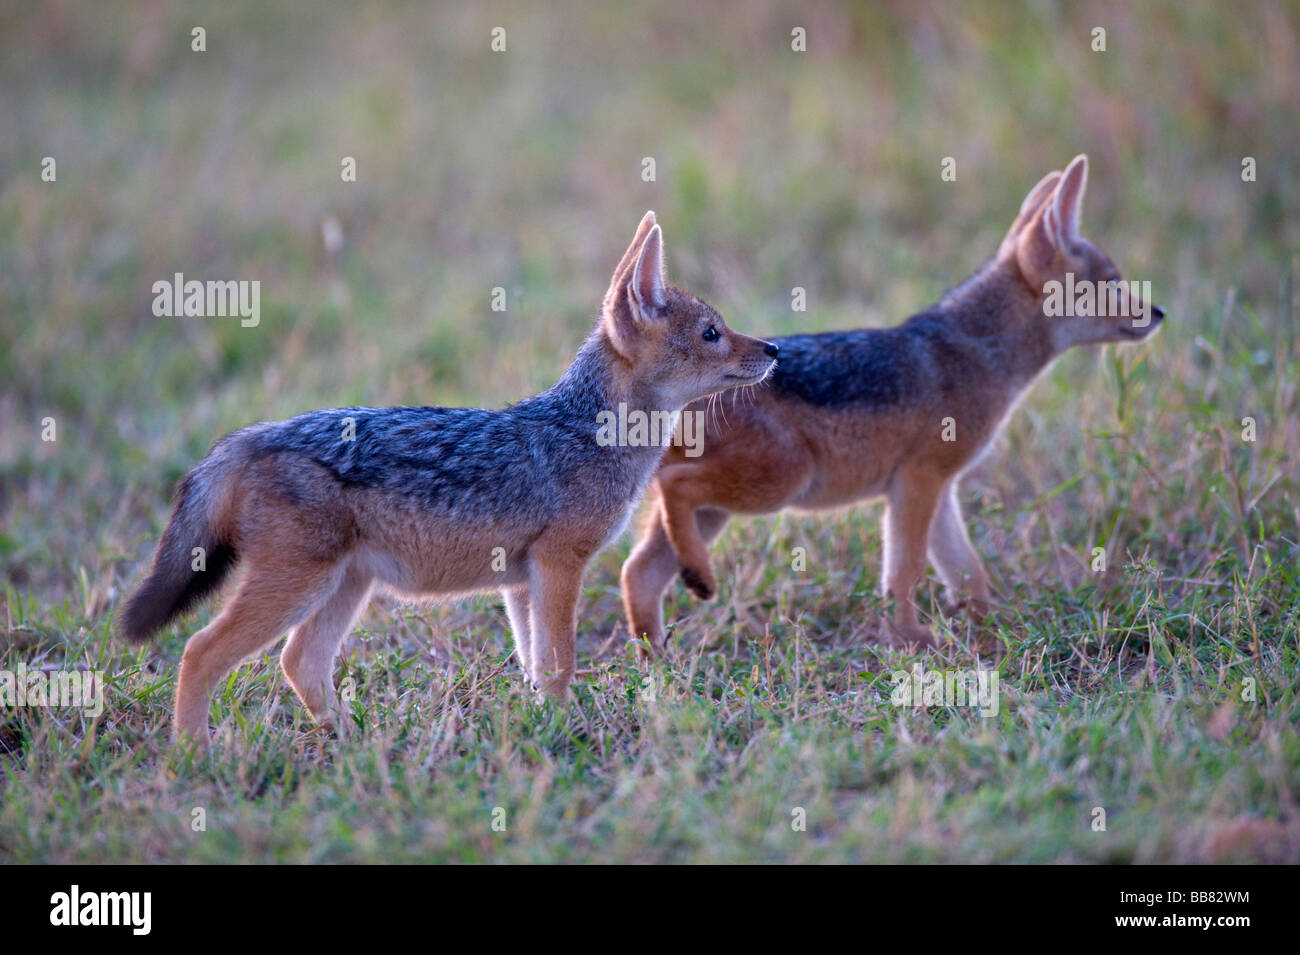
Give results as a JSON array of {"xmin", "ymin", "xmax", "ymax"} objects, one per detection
[
  {"xmin": 763, "ymin": 342, "xmax": 780, "ymax": 358},
  {"xmin": 1151, "ymin": 305, "xmax": 1166, "ymax": 320}
]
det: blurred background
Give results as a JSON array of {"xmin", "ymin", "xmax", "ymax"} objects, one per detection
[{"xmin": 1, "ymin": 0, "xmax": 1296, "ymax": 626}]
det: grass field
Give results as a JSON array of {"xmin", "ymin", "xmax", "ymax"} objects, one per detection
[{"xmin": 1, "ymin": 1, "xmax": 1298, "ymax": 863}]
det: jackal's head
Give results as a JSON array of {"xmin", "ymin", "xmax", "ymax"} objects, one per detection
[
  {"xmin": 1002, "ymin": 155, "xmax": 1164, "ymax": 349},
  {"xmin": 601, "ymin": 211, "xmax": 778, "ymax": 408}
]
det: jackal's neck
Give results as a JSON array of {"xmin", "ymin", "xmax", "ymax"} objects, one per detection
[
  {"xmin": 540, "ymin": 328, "xmax": 680, "ymax": 472},
  {"xmin": 936, "ymin": 257, "xmax": 1058, "ymax": 385},
  {"xmin": 548, "ymin": 328, "xmax": 677, "ymax": 420}
]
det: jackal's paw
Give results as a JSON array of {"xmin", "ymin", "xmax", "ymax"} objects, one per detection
[
  {"xmin": 880, "ymin": 622, "xmax": 939, "ymax": 652},
  {"xmin": 296, "ymin": 722, "xmax": 339, "ymax": 759},
  {"xmin": 679, "ymin": 565, "xmax": 716, "ymax": 600},
  {"xmin": 530, "ymin": 675, "xmax": 572, "ymax": 704},
  {"xmin": 940, "ymin": 589, "xmax": 992, "ymax": 619},
  {"xmin": 173, "ymin": 732, "xmax": 213, "ymax": 753},
  {"xmin": 966, "ymin": 596, "xmax": 993, "ymax": 624}
]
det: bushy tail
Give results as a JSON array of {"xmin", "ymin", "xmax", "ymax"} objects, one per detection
[{"xmin": 118, "ymin": 469, "xmax": 237, "ymax": 643}]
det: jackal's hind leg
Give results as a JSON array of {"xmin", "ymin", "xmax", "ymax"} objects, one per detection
[
  {"xmin": 175, "ymin": 564, "xmax": 341, "ymax": 744},
  {"xmin": 503, "ymin": 586, "xmax": 532, "ymax": 684},
  {"xmin": 281, "ymin": 565, "xmax": 373, "ymax": 734}
]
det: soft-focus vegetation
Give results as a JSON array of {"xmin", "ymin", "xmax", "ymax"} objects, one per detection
[{"xmin": 1, "ymin": 0, "xmax": 1297, "ymax": 862}]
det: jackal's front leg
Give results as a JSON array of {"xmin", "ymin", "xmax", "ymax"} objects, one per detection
[
  {"xmin": 926, "ymin": 485, "xmax": 992, "ymax": 621},
  {"xmin": 881, "ymin": 469, "xmax": 946, "ymax": 649},
  {"xmin": 658, "ymin": 465, "xmax": 718, "ymax": 600},
  {"xmin": 623, "ymin": 504, "xmax": 731, "ymax": 656},
  {"xmin": 622, "ymin": 508, "xmax": 679, "ymax": 654},
  {"xmin": 527, "ymin": 555, "xmax": 585, "ymax": 700}
]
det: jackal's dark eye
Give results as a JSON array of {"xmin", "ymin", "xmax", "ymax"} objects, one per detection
[{"xmin": 702, "ymin": 325, "xmax": 719, "ymax": 342}]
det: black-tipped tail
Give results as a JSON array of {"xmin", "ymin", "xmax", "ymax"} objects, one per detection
[{"xmin": 118, "ymin": 473, "xmax": 237, "ymax": 643}]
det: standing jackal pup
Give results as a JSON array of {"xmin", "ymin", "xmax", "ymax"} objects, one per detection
[
  {"xmin": 120, "ymin": 211, "xmax": 778, "ymax": 742},
  {"xmin": 623, "ymin": 156, "xmax": 1164, "ymax": 651}
]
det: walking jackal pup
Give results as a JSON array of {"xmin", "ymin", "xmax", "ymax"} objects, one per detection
[
  {"xmin": 623, "ymin": 156, "xmax": 1164, "ymax": 651},
  {"xmin": 120, "ymin": 212, "xmax": 778, "ymax": 742}
]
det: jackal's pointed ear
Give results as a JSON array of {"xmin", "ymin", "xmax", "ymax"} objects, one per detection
[
  {"xmin": 1049, "ymin": 155, "xmax": 1088, "ymax": 247},
  {"xmin": 603, "ymin": 211, "xmax": 656, "ymax": 313},
  {"xmin": 1016, "ymin": 156, "xmax": 1089, "ymax": 282},
  {"xmin": 630, "ymin": 224, "xmax": 667, "ymax": 315},
  {"xmin": 999, "ymin": 170, "xmax": 1062, "ymax": 257}
]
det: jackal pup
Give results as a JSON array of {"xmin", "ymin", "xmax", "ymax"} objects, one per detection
[
  {"xmin": 623, "ymin": 156, "xmax": 1163, "ymax": 651},
  {"xmin": 120, "ymin": 212, "xmax": 778, "ymax": 741}
]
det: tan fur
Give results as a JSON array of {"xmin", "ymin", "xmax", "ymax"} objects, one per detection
[
  {"xmin": 127, "ymin": 212, "xmax": 778, "ymax": 743},
  {"xmin": 623, "ymin": 157, "xmax": 1163, "ymax": 652}
]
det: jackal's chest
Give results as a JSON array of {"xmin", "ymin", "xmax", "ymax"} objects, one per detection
[{"xmin": 601, "ymin": 504, "xmax": 635, "ymax": 550}]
